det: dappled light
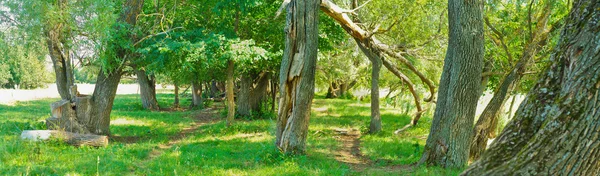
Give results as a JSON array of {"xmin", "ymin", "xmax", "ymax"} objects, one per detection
[{"xmin": 1, "ymin": 0, "xmax": 596, "ymax": 175}]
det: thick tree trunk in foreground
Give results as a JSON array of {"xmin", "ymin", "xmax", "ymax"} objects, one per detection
[
  {"xmin": 420, "ymin": 0, "xmax": 484, "ymax": 168},
  {"xmin": 275, "ymin": 0, "xmax": 319, "ymax": 154},
  {"xmin": 136, "ymin": 69, "xmax": 159, "ymax": 110},
  {"xmin": 368, "ymin": 53, "xmax": 382, "ymax": 133},
  {"xmin": 463, "ymin": 1, "xmax": 600, "ymax": 175},
  {"xmin": 226, "ymin": 60, "xmax": 235, "ymax": 126},
  {"xmin": 190, "ymin": 80, "xmax": 203, "ymax": 109}
]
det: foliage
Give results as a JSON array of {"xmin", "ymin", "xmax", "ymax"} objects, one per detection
[
  {"xmin": 0, "ymin": 34, "xmax": 52, "ymax": 89},
  {"xmin": 483, "ymin": 0, "xmax": 569, "ymax": 92}
]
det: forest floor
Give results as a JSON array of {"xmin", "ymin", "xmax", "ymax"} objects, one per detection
[{"xmin": 0, "ymin": 93, "xmax": 463, "ymax": 175}]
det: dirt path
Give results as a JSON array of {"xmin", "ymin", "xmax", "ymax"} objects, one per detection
[
  {"xmin": 333, "ymin": 128, "xmax": 372, "ymax": 171},
  {"xmin": 128, "ymin": 106, "xmax": 221, "ymax": 173},
  {"xmin": 333, "ymin": 128, "xmax": 415, "ymax": 173},
  {"xmin": 147, "ymin": 107, "xmax": 221, "ymax": 159}
]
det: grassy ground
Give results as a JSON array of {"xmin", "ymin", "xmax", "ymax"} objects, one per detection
[{"xmin": 0, "ymin": 93, "xmax": 462, "ymax": 175}]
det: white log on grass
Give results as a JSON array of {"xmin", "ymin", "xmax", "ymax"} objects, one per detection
[{"xmin": 20, "ymin": 130, "xmax": 108, "ymax": 147}]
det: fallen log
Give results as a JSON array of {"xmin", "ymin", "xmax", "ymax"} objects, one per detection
[{"xmin": 20, "ymin": 130, "xmax": 108, "ymax": 147}]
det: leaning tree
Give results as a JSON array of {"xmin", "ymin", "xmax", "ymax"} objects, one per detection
[{"xmin": 463, "ymin": 0, "xmax": 600, "ymax": 175}]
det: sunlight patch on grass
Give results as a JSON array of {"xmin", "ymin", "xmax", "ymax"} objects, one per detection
[{"xmin": 111, "ymin": 118, "xmax": 151, "ymax": 126}]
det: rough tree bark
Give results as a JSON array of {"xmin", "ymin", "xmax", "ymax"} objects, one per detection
[
  {"xmin": 275, "ymin": 0, "xmax": 319, "ymax": 154},
  {"xmin": 469, "ymin": 1, "xmax": 555, "ymax": 161},
  {"xmin": 463, "ymin": 1, "xmax": 600, "ymax": 175},
  {"xmin": 136, "ymin": 68, "xmax": 160, "ymax": 110},
  {"xmin": 226, "ymin": 60, "xmax": 235, "ymax": 126},
  {"xmin": 237, "ymin": 74, "xmax": 252, "ymax": 116},
  {"xmin": 248, "ymin": 72, "xmax": 270, "ymax": 112},
  {"xmin": 419, "ymin": 0, "xmax": 484, "ymax": 168}
]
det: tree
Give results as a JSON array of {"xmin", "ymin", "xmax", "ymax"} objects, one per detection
[
  {"xmin": 469, "ymin": 0, "xmax": 566, "ymax": 161},
  {"xmin": 136, "ymin": 68, "xmax": 160, "ymax": 110},
  {"xmin": 275, "ymin": 0, "xmax": 319, "ymax": 154},
  {"xmin": 319, "ymin": 0, "xmax": 443, "ymax": 132},
  {"xmin": 463, "ymin": 0, "xmax": 600, "ymax": 174},
  {"xmin": 419, "ymin": 0, "xmax": 484, "ymax": 168}
]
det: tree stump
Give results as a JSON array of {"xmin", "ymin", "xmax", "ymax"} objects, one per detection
[{"xmin": 46, "ymin": 95, "xmax": 92, "ymax": 134}]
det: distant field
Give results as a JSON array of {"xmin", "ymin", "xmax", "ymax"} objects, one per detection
[{"xmin": 0, "ymin": 84, "xmax": 175, "ymax": 105}]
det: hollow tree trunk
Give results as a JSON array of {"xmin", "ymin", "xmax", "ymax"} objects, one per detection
[
  {"xmin": 226, "ymin": 60, "xmax": 235, "ymax": 126},
  {"xmin": 136, "ymin": 68, "xmax": 159, "ymax": 110},
  {"xmin": 463, "ymin": 1, "xmax": 600, "ymax": 175},
  {"xmin": 275, "ymin": 0, "xmax": 319, "ymax": 155},
  {"xmin": 469, "ymin": 1, "xmax": 553, "ymax": 161},
  {"xmin": 368, "ymin": 54, "xmax": 382, "ymax": 133},
  {"xmin": 237, "ymin": 74, "xmax": 252, "ymax": 116},
  {"xmin": 420, "ymin": 0, "xmax": 484, "ymax": 168}
]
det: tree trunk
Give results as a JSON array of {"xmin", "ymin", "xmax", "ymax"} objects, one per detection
[
  {"xmin": 469, "ymin": 0, "xmax": 554, "ymax": 161},
  {"xmin": 463, "ymin": 1, "xmax": 600, "ymax": 175},
  {"xmin": 136, "ymin": 68, "xmax": 159, "ymax": 110},
  {"xmin": 173, "ymin": 81, "xmax": 180, "ymax": 108},
  {"xmin": 271, "ymin": 76, "xmax": 277, "ymax": 112},
  {"xmin": 368, "ymin": 54, "xmax": 382, "ymax": 133},
  {"xmin": 44, "ymin": 0, "xmax": 72, "ymax": 100},
  {"xmin": 226, "ymin": 60, "xmax": 235, "ymax": 126},
  {"xmin": 45, "ymin": 0, "xmax": 143, "ymax": 136},
  {"xmin": 190, "ymin": 79, "xmax": 203, "ymax": 109},
  {"xmin": 419, "ymin": 0, "xmax": 484, "ymax": 168},
  {"xmin": 325, "ymin": 81, "xmax": 338, "ymax": 98},
  {"xmin": 275, "ymin": 0, "xmax": 319, "ymax": 155},
  {"xmin": 237, "ymin": 74, "xmax": 252, "ymax": 116},
  {"xmin": 249, "ymin": 72, "xmax": 270, "ymax": 112}
]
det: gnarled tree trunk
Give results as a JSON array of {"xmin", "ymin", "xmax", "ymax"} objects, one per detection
[
  {"xmin": 136, "ymin": 68, "xmax": 159, "ymax": 110},
  {"xmin": 419, "ymin": 0, "xmax": 484, "ymax": 168},
  {"xmin": 275, "ymin": 0, "xmax": 319, "ymax": 154},
  {"xmin": 463, "ymin": 1, "xmax": 600, "ymax": 175},
  {"xmin": 46, "ymin": 0, "xmax": 144, "ymax": 136}
]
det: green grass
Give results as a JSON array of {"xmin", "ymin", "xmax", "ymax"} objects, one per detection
[{"xmin": 0, "ymin": 93, "xmax": 463, "ymax": 175}]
